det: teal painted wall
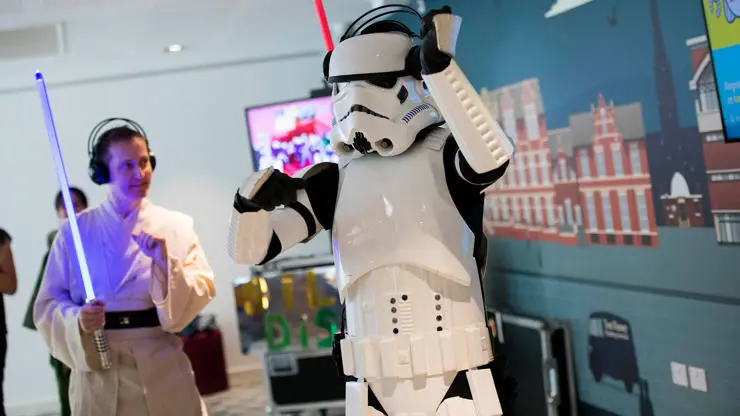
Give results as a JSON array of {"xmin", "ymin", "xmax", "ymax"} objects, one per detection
[
  {"xmin": 422, "ymin": 0, "xmax": 740, "ymax": 414},
  {"xmin": 504, "ymin": 270, "xmax": 740, "ymax": 416}
]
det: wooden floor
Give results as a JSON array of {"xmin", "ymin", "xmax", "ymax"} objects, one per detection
[
  {"xmin": 203, "ymin": 371, "xmax": 269, "ymax": 415},
  {"xmin": 28, "ymin": 370, "xmax": 342, "ymax": 416},
  {"xmin": 204, "ymin": 371, "xmax": 345, "ymax": 416}
]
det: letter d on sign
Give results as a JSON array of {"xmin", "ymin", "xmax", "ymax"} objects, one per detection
[{"xmin": 264, "ymin": 312, "xmax": 291, "ymax": 351}]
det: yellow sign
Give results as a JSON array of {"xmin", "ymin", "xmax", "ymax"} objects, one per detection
[
  {"xmin": 234, "ymin": 266, "xmax": 341, "ymax": 351},
  {"xmin": 237, "ymin": 271, "xmax": 336, "ymax": 317}
]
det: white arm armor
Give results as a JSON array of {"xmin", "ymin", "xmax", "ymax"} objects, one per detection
[
  {"xmin": 421, "ymin": 14, "xmax": 515, "ymax": 174},
  {"xmin": 227, "ymin": 164, "xmax": 331, "ymax": 265}
]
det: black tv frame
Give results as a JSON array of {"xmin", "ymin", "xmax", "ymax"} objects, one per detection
[{"xmin": 698, "ymin": 0, "xmax": 740, "ymax": 143}]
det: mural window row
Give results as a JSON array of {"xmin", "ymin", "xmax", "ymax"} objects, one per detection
[
  {"xmin": 580, "ymin": 142, "xmax": 642, "ymax": 179},
  {"xmin": 487, "ymin": 189, "xmax": 651, "ymax": 233},
  {"xmin": 716, "ymin": 214, "xmax": 740, "ymax": 244}
]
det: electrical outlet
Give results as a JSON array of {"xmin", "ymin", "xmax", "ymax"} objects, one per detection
[
  {"xmin": 670, "ymin": 361, "xmax": 688, "ymax": 387},
  {"xmin": 689, "ymin": 366, "xmax": 708, "ymax": 392}
]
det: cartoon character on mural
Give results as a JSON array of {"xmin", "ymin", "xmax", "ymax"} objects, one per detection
[
  {"xmin": 710, "ymin": 0, "xmax": 721, "ymax": 17},
  {"xmin": 723, "ymin": 0, "xmax": 738, "ymax": 22},
  {"xmin": 709, "ymin": 0, "xmax": 738, "ymax": 23}
]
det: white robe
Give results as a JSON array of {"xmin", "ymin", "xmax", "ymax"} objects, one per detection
[{"xmin": 34, "ymin": 198, "xmax": 216, "ymax": 416}]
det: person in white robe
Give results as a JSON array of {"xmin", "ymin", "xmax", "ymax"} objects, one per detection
[{"xmin": 33, "ymin": 121, "xmax": 216, "ymax": 416}]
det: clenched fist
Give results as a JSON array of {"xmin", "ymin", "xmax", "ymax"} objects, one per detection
[
  {"xmin": 234, "ymin": 168, "xmax": 307, "ymax": 213},
  {"xmin": 78, "ymin": 300, "xmax": 105, "ymax": 334},
  {"xmin": 132, "ymin": 232, "xmax": 167, "ymax": 268}
]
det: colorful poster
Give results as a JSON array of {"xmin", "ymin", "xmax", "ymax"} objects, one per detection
[{"xmin": 702, "ymin": 0, "xmax": 740, "ymax": 139}]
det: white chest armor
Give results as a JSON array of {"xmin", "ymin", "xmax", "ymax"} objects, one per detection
[{"xmin": 331, "ymin": 127, "xmax": 479, "ymax": 301}]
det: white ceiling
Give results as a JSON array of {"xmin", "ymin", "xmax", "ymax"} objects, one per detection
[
  {"xmin": 0, "ymin": 0, "xmax": 372, "ymax": 30},
  {"xmin": 0, "ymin": 0, "xmax": 412, "ymax": 91}
]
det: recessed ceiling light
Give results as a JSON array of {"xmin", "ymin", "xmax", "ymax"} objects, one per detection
[{"xmin": 165, "ymin": 44, "xmax": 183, "ymax": 53}]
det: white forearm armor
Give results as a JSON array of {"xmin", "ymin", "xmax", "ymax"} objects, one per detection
[
  {"xmin": 423, "ymin": 61, "xmax": 514, "ymax": 174},
  {"xmin": 227, "ymin": 166, "xmax": 325, "ymax": 265},
  {"xmin": 421, "ymin": 14, "xmax": 515, "ymax": 175}
]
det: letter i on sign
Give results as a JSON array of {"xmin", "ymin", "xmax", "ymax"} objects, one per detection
[
  {"xmin": 282, "ymin": 274, "xmax": 294, "ymax": 311},
  {"xmin": 307, "ymin": 271, "xmax": 336, "ymax": 308}
]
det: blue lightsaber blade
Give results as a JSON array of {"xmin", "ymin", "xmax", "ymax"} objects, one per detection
[
  {"xmin": 35, "ymin": 70, "xmax": 111, "ymax": 370},
  {"xmin": 35, "ymin": 71, "xmax": 96, "ymax": 300}
]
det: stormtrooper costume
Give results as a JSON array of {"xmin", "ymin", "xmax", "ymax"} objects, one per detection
[{"xmin": 228, "ymin": 5, "xmax": 515, "ymax": 416}]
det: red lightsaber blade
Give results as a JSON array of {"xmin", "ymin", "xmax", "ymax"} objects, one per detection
[{"xmin": 313, "ymin": 0, "xmax": 334, "ymax": 51}]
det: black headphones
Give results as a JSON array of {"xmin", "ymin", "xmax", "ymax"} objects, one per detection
[
  {"xmin": 87, "ymin": 117, "xmax": 157, "ymax": 185},
  {"xmin": 323, "ymin": 4, "xmax": 424, "ymax": 83}
]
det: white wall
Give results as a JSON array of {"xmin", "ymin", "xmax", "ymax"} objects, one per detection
[{"xmin": 0, "ymin": 53, "xmax": 334, "ymax": 410}]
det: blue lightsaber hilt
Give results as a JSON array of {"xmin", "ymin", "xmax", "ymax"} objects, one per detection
[{"xmin": 35, "ymin": 70, "xmax": 111, "ymax": 370}]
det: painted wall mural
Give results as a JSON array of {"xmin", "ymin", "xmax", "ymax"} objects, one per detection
[
  {"xmin": 587, "ymin": 312, "xmax": 640, "ymax": 393},
  {"xmin": 424, "ymin": 0, "xmax": 740, "ymax": 414},
  {"xmin": 476, "ymin": 1, "xmax": 740, "ymax": 247},
  {"xmin": 544, "ymin": 0, "xmax": 596, "ymax": 19},
  {"xmin": 686, "ymin": 33, "xmax": 740, "ymax": 243},
  {"xmin": 482, "ymin": 82, "xmax": 660, "ymax": 248},
  {"xmin": 587, "ymin": 312, "xmax": 655, "ymax": 415}
]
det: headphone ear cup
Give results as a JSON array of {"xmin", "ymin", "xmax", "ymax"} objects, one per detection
[
  {"xmin": 88, "ymin": 159, "xmax": 109, "ymax": 185},
  {"xmin": 405, "ymin": 45, "xmax": 422, "ymax": 80},
  {"xmin": 149, "ymin": 154, "xmax": 157, "ymax": 171},
  {"xmin": 323, "ymin": 50, "xmax": 333, "ymax": 81}
]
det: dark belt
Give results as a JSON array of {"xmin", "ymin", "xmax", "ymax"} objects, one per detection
[{"xmin": 104, "ymin": 308, "xmax": 160, "ymax": 330}]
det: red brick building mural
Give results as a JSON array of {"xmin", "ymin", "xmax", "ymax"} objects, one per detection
[
  {"xmin": 572, "ymin": 95, "xmax": 658, "ymax": 247},
  {"xmin": 481, "ymin": 79, "xmax": 561, "ymax": 244},
  {"xmin": 686, "ymin": 35, "xmax": 740, "ymax": 244},
  {"xmin": 482, "ymin": 80, "xmax": 659, "ymax": 247}
]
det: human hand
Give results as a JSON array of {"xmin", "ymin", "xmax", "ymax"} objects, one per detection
[
  {"xmin": 132, "ymin": 232, "xmax": 167, "ymax": 268},
  {"xmin": 78, "ymin": 300, "xmax": 105, "ymax": 334}
]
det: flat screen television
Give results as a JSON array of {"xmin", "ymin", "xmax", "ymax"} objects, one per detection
[
  {"xmin": 699, "ymin": 0, "xmax": 740, "ymax": 142},
  {"xmin": 245, "ymin": 95, "xmax": 339, "ymax": 175}
]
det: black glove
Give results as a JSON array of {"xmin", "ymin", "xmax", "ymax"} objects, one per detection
[
  {"xmin": 420, "ymin": 6, "xmax": 453, "ymax": 75},
  {"xmin": 234, "ymin": 170, "xmax": 307, "ymax": 212},
  {"xmin": 420, "ymin": 6, "xmax": 452, "ymax": 38}
]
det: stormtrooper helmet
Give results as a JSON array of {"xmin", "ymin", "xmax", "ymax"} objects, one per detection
[{"xmin": 323, "ymin": 5, "xmax": 443, "ymax": 160}]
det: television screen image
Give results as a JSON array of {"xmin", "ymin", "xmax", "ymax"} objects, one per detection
[
  {"xmin": 245, "ymin": 95, "xmax": 339, "ymax": 175},
  {"xmin": 700, "ymin": 0, "xmax": 740, "ymax": 141}
]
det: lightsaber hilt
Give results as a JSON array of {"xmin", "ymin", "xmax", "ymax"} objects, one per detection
[
  {"xmin": 92, "ymin": 328, "xmax": 112, "ymax": 370},
  {"xmin": 87, "ymin": 299, "xmax": 111, "ymax": 370}
]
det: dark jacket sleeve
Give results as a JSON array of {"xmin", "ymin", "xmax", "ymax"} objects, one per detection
[
  {"xmin": 23, "ymin": 230, "xmax": 58, "ymax": 330},
  {"xmin": 0, "ymin": 228, "xmax": 10, "ymax": 245}
]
